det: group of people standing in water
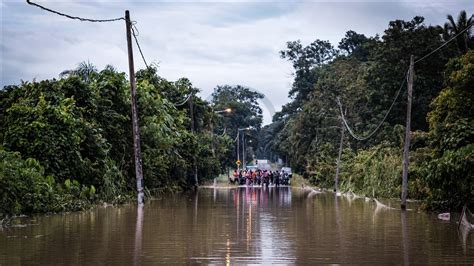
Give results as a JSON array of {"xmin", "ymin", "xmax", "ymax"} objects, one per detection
[{"xmin": 230, "ymin": 169, "xmax": 290, "ymax": 186}]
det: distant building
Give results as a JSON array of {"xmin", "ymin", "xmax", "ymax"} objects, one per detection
[{"xmin": 255, "ymin": 159, "xmax": 271, "ymax": 170}]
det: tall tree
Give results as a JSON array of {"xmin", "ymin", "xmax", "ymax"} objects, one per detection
[
  {"xmin": 280, "ymin": 39, "xmax": 337, "ymax": 113},
  {"xmin": 211, "ymin": 85, "xmax": 263, "ymax": 166},
  {"xmin": 444, "ymin": 10, "xmax": 473, "ymax": 54},
  {"xmin": 338, "ymin": 30, "xmax": 378, "ymax": 61}
]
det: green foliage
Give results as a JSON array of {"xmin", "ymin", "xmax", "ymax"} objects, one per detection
[
  {"xmin": 340, "ymin": 144, "xmax": 402, "ymax": 198},
  {"xmin": 422, "ymin": 51, "xmax": 474, "ymax": 210},
  {"xmin": 428, "ymin": 51, "xmax": 474, "ymax": 152},
  {"xmin": 211, "ymin": 85, "xmax": 264, "ymax": 167},
  {"xmin": 0, "ymin": 63, "xmax": 234, "ymax": 215},
  {"xmin": 0, "ymin": 149, "xmax": 97, "ymax": 216},
  {"xmin": 306, "ymin": 143, "xmax": 337, "ymax": 187},
  {"xmin": 280, "ymin": 39, "xmax": 337, "ymax": 113},
  {"xmin": 443, "ymin": 10, "xmax": 474, "ymax": 54},
  {"xmin": 263, "ymin": 13, "xmax": 472, "ymax": 210},
  {"xmin": 0, "ymin": 149, "xmax": 57, "ymax": 215},
  {"xmin": 423, "ymin": 144, "xmax": 474, "ymax": 210}
]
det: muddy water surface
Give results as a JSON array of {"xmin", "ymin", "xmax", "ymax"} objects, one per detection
[{"xmin": 1, "ymin": 187, "xmax": 473, "ymax": 264}]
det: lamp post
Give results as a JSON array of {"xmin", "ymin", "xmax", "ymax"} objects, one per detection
[
  {"xmin": 238, "ymin": 126, "xmax": 254, "ymax": 170},
  {"xmin": 211, "ymin": 107, "xmax": 232, "ymax": 183},
  {"xmin": 211, "ymin": 108, "xmax": 232, "ymax": 155}
]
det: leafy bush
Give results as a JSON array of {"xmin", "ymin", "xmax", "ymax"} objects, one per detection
[
  {"xmin": 341, "ymin": 144, "xmax": 402, "ymax": 198},
  {"xmin": 0, "ymin": 149, "xmax": 101, "ymax": 217},
  {"xmin": 423, "ymin": 144, "xmax": 474, "ymax": 210},
  {"xmin": 0, "ymin": 149, "xmax": 59, "ymax": 215}
]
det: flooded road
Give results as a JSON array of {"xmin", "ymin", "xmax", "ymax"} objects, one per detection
[{"xmin": 1, "ymin": 187, "xmax": 473, "ymax": 264}]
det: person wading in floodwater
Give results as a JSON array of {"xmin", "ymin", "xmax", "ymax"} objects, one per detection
[
  {"xmin": 231, "ymin": 169, "xmax": 239, "ymax": 184},
  {"xmin": 274, "ymin": 170, "xmax": 280, "ymax": 187}
]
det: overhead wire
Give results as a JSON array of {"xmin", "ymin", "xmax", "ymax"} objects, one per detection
[
  {"xmin": 26, "ymin": 0, "xmax": 124, "ymax": 22},
  {"xmin": 338, "ymin": 17, "xmax": 473, "ymax": 141},
  {"xmin": 415, "ymin": 17, "xmax": 473, "ymax": 64},
  {"xmin": 26, "ymin": 1, "xmax": 152, "ymax": 72},
  {"xmin": 337, "ymin": 69, "xmax": 409, "ymax": 141},
  {"xmin": 173, "ymin": 94, "xmax": 192, "ymax": 107},
  {"xmin": 131, "ymin": 21, "xmax": 150, "ymax": 69},
  {"xmin": 338, "ymin": 16, "xmax": 472, "ymax": 141},
  {"xmin": 218, "ymin": 128, "xmax": 227, "ymax": 137}
]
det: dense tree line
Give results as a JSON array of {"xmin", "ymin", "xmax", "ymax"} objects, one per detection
[
  {"xmin": 264, "ymin": 11, "xmax": 473, "ymax": 210},
  {"xmin": 1, "ymin": 64, "xmax": 256, "ymax": 216}
]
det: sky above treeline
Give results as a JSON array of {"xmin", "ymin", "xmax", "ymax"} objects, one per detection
[{"xmin": 1, "ymin": 0, "xmax": 472, "ymax": 124}]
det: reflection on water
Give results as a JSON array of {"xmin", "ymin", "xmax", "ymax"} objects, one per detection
[
  {"xmin": 401, "ymin": 210, "xmax": 410, "ymax": 265},
  {"xmin": 134, "ymin": 204, "xmax": 143, "ymax": 266},
  {"xmin": 1, "ymin": 187, "xmax": 473, "ymax": 264}
]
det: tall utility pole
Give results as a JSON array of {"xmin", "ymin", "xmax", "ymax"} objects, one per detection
[
  {"xmin": 335, "ymin": 117, "xmax": 345, "ymax": 192},
  {"xmin": 189, "ymin": 92, "xmax": 198, "ymax": 187},
  {"xmin": 401, "ymin": 55, "xmax": 414, "ymax": 210},
  {"xmin": 125, "ymin": 10, "xmax": 144, "ymax": 204},
  {"xmin": 210, "ymin": 116, "xmax": 215, "ymax": 157}
]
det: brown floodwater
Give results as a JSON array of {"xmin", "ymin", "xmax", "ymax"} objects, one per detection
[{"xmin": 1, "ymin": 187, "xmax": 473, "ymax": 264}]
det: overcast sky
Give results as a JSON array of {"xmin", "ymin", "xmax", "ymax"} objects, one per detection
[{"xmin": 1, "ymin": 1, "xmax": 472, "ymax": 124}]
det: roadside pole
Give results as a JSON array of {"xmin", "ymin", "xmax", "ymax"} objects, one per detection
[
  {"xmin": 125, "ymin": 10, "xmax": 144, "ymax": 204},
  {"xmin": 335, "ymin": 118, "xmax": 345, "ymax": 192},
  {"xmin": 189, "ymin": 92, "xmax": 198, "ymax": 187},
  {"xmin": 401, "ymin": 55, "xmax": 414, "ymax": 210}
]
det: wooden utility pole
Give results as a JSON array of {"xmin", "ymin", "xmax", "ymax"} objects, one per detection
[
  {"xmin": 210, "ymin": 116, "xmax": 215, "ymax": 157},
  {"xmin": 401, "ymin": 55, "xmax": 414, "ymax": 210},
  {"xmin": 335, "ymin": 116, "xmax": 345, "ymax": 192},
  {"xmin": 189, "ymin": 92, "xmax": 198, "ymax": 187},
  {"xmin": 125, "ymin": 10, "xmax": 144, "ymax": 204}
]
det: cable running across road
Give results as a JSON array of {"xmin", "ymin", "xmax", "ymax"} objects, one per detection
[
  {"xmin": 337, "ymin": 69, "xmax": 409, "ymax": 141},
  {"xmin": 26, "ymin": 0, "xmax": 124, "ymax": 22},
  {"xmin": 26, "ymin": 1, "xmax": 149, "ymax": 68},
  {"xmin": 415, "ymin": 18, "xmax": 473, "ymax": 64}
]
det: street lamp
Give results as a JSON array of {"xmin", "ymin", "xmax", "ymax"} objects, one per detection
[
  {"xmin": 210, "ymin": 107, "xmax": 232, "ymax": 148},
  {"xmin": 237, "ymin": 126, "xmax": 254, "ymax": 170},
  {"xmin": 211, "ymin": 107, "xmax": 232, "ymax": 183},
  {"xmin": 215, "ymin": 108, "xmax": 232, "ymax": 114}
]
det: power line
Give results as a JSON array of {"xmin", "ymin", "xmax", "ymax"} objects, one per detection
[
  {"xmin": 415, "ymin": 18, "xmax": 473, "ymax": 64},
  {"xmin": 27, "ymin": 0, "xmax": 151, "ymax": 70},
  {"xmin": 339, "ymin": 16, "xmax": 472, "ymax": 140},
  {"xmin": 218, "ymin": 127, "xmax": 227, "ymax": 137},
  {"xmin": 131, "ymin": 22, "xmax": 150, "ymax": 69},
  {"xmin": 337, "ymin": 69, "xmax": 409, "ymax": 141},
  {"xmin": 174, "ymin": 94, "xmax": 192, "ymax": 107},
  {"xmin": 26, "ymin": 0, "xmax": 124, "ymax": 22}
]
